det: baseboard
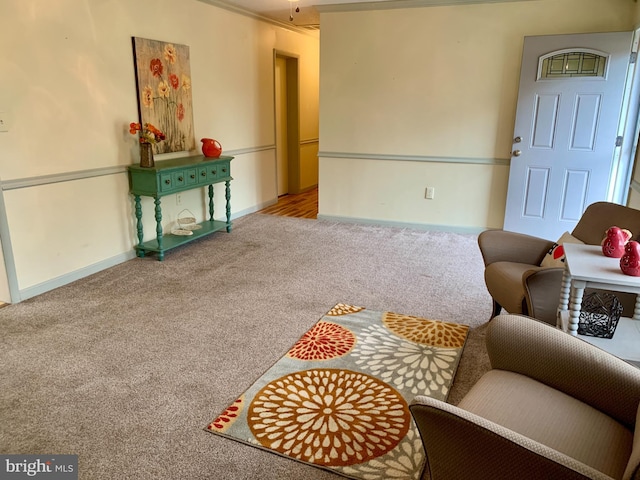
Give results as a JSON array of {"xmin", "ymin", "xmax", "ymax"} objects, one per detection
[
  {"xmin": 231, "ymin": 200, "xmax": 277, "ymax": 219},
  {"xmin": 316, "ymin": 214, "xmax": 486, "ymax": 235},
  {"xmin": 18, "ymin": 251, "xmax": 137, "ymax": 302},
  {"xmin": 15, "ymin": 208, "xmax": 266, "ymax": 303},
  {"xmin": 16, "ymin": 210, "xmax": 481, "ymax": 302}
]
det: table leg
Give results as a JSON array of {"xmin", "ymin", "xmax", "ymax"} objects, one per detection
[
  {"xmin": 225, "ymin": 180, "xmax": 232, "ymax": 232},
  {"xmin": 134, "ymin": 195, "xmax": 145, "ymax": 258},
  {"xmin": 634, "ymin": 295, "xmax": 640, "ymax": 321},
  {"xmin": 208, "ymin": 185, "xmax": 214, "ymax": 221},
  {"xmin": 568, "ymin": 280, "xmax": 586, "ymax": 336},
  {"xmin": 557, "ymin": 266, "xmax": 571, "ymax": 327},
  {"xmin": 154, "ymin": 197, "xmax": 164, "ymax": 261}
]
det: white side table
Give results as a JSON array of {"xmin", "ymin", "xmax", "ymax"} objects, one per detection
[{"xmin": 559, "ymin": 243, "xmax": 640, "ymax": 363}]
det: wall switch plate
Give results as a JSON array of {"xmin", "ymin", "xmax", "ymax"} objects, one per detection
[
  {"xmin": 176, "ymin": 193, "xmax": 182, "ymax": 205},
  {"xmin": 0, "ymin": 112, "xmax": 9, "ymax": 132}
]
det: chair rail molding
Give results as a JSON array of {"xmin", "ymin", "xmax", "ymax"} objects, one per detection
[
  {"xmin": 318, "ymin": 151, "xmax": 509, "ymax": 166},
  {"xmin": 0, "ymin": 144, "xmax": 276, "ymax": 303}
]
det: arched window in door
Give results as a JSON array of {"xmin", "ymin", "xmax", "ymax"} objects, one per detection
[{"xmin": 537, "ymin": 49, "xmax": 608, "ymax": 80}]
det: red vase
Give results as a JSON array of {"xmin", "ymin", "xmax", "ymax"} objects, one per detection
[
  {"xmin": 620, "ymin": 241, "xmax": 640, "ymax": 276},
  {"xmin": 201, "ymin": 138, "xmax": 222, "ymax": 158},
  {"xmin": 602, "ymin": 226, "xmax": 632, "ymax": 258}
]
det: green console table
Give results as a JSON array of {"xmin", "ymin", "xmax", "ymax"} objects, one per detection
[{"xmin": 128, "ymin": 154, "xmax": 233, "ymax": 261}]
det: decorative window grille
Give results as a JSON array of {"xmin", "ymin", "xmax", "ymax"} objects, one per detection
[{"xmin": 538, "ymin": 50, "xmax": 608, "ymax": 80}]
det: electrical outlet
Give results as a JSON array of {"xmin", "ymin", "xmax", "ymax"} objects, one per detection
[
  {"xmin": 425, "ymin": 187, "xmax": 435, "ymax": 200},
  {"xmin": 176, "ymin": 194, "xmax": 182, "ymax": 205}
]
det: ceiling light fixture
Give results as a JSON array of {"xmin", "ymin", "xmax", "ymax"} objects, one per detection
[{"xmin": 288, "ymin": 0, "xmax": 300, "ymax": 21}]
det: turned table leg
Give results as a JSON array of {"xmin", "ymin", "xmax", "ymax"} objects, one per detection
[
  {"xmin": 225, "ymin": 180, "xmax": 232, "ymax": 232},
  {"xmin": 134, "ymin": 195, "xmax": 145, "ymax": 258},
  {"xmin": 568, "ymin": 280, "xmax": 586, "ymax": 336},
  {"xmin": 634, "ymin": 295, "xmax": 640, "ymax": 321},
  {"xmin": 557, "ymin": 267, "xmax": 571, "ymax": 328},
  {"xmin": 154, "ymin": 197, "xmax": 164, "ymax": 261},
  {"xmin": 208, "ymin": 185, "xmax": 214, "ymax": 221}
]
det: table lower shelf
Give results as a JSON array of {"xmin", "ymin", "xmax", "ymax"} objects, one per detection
[
  {"xmin": 558, "ymin": 311, "xmax": 640, "ymax": 365},
  {"xmin": 135, "ymin": 220, "xmax": 231, "ymax": 260}
]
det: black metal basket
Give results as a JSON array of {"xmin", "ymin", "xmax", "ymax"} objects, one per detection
[{"xmin": 578, "ymin": 292, "xmax": 623, "ymax": 339}]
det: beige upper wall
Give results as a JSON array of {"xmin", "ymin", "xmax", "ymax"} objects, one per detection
[
  {"xmin": 320, "ymin": 0, "xmax": 636, "ymax": 159},
  {"xmin": 0, "ymin": 0, "xmax": 319, "ymax": 297},
  {"xmin": 1, "ymin": 0, "xmax": 319, "ymax": 179},
  {"xmin": 319, "ymin": 0, "xmax": 639, "ymax": 230}
]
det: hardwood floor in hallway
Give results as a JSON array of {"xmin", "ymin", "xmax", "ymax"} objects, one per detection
[{"xmin": 258, "ymin": 187, "xmax": 318, "ymax": 219}]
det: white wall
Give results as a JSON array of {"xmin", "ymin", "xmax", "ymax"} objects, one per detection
[
  {"xmin": 319, "ymin": 0, "xmax": 638, "ymax": 231},
  {"xmin": 0, "ymin": 0, "xmax": 319, "ymax": 300}
]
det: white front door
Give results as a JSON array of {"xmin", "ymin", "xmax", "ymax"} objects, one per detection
[{"xmin": 503, "ymin": 32, "xmax": 634, "ymax": 241}]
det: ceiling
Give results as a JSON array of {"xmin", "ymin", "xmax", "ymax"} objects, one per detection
[
  {"xmin": 205, "ymin": 0, "xmax": 538, "ymax": 31},
  {"xmin": 208, "ymin": 0, "xmax": 411, "ymax": 29}
]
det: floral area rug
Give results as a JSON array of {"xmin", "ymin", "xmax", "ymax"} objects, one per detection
[{"xmin": 205, "ymin": 304, "xmax": 469, "ymax": 480}]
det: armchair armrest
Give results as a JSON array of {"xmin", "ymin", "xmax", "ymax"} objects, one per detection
[
  {"xmin": 409, "ymin": 395, "xmax": 609, "ymax": 480},
  {"xmin": 478, "ymin": 229, "xmax": 554, "ymax": 266},
  {"xmin": 486, "ymin": 315, "xmax": 640, "ymax": 429},
  {"xmin": 523, "ymin": 267, "xmax": 564, "ymax": 325}
]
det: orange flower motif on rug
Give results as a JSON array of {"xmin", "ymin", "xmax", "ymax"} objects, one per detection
[
  {"xmin": 287, "ymin": 321, "xmax": 356, "ymax": 360},
  {"xmin": 383, "ymin": 312, "xmax": 469, "ymax": 348},
  {"xmin": 248, "ymin": 369, "xmax": 410, "ymax": 466},
  {"xmin": 205, "ymin": 304, "xmax": 469, "ymax": 480},
  {"xmin": 326, "ymin": 303, "xmax": 365, "ymax": 316}
]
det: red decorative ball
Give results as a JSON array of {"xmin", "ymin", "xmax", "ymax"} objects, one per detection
[{"xmin": 620, "ymin": 241, "xmax": 640, "ymax": 276}]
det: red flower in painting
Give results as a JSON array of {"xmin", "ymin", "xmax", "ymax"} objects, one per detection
[
  {"xmin": 176, "ymin": 103, "xmax": 185, "ymax": 122},
  {"xmin": 169, "ymin": 73, "xmax": 180, "ymax": 90},
  {"xmin": 149, "ymin": 58, "xmax": 163, "ymax": 77}
]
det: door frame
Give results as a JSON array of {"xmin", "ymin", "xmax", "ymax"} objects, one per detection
[
  {"xmin": 273, "ymin": 50, "xmax": 301, "ymax": 195},
  {"xmin": 611, "ymin": 26, "xmax": 640, "ymax": 205}
]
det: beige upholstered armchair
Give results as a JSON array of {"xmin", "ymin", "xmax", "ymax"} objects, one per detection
[
  {"xmin": 478, "ymin": 202, "xmax": 640, "ymax": 324},
  {"xmin": 410, "ymin": 314, "xmax": 640, "ymax": 480}
]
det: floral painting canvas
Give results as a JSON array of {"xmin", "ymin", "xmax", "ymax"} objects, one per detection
[{"xmin": 132, "ymin": 37, "xmax": 195, "ymax": 154}]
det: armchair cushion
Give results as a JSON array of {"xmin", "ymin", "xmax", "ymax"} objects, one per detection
[
  {"xmin": 410, "ymin": 395, "xmax": 614, "ymax": 480},
  {"xmin": 458, "ymin": 370, "xmax": 633, "ymax": 479},
  {"xmin": 486, "ymin": 315, "xmax": 640, "ymax": 428}
]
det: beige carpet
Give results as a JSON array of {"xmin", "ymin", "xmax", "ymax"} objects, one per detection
[{"xmin": 0, "ymin": 214, "xmax": 492, "ymax": 479}]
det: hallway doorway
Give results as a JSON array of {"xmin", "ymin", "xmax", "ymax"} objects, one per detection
[{"xmin": 274, "ymin": 51, "xmax": 301, "ymax": 195}]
